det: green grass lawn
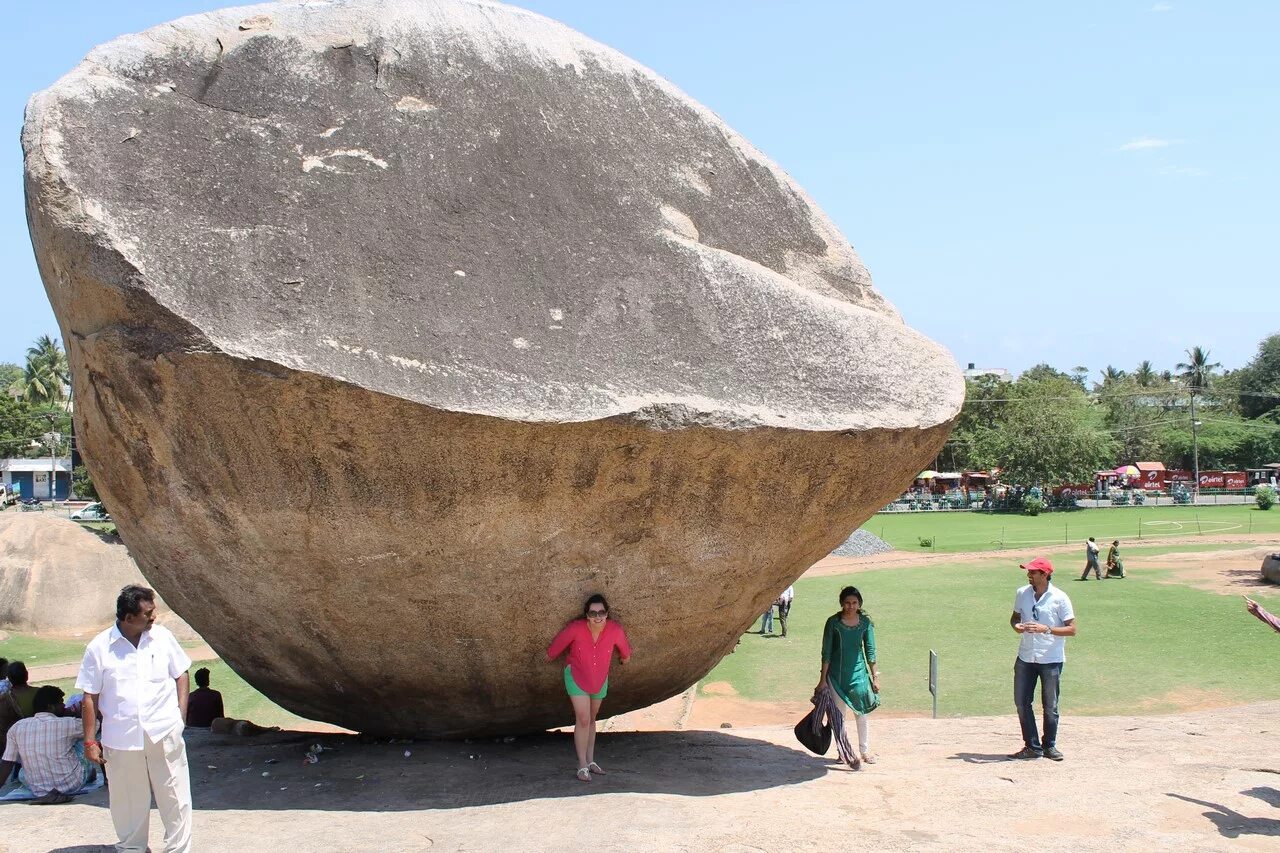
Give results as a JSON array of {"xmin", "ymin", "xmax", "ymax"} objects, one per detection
[
  {"xmin": 0, "ymin": 635, "xmax": 93, "ymax": 668},
  {"xmin": 864, "ymin": 504, "xmax": 1280, "ymax": 553},
  {"xmin": 703, "ymin": 556, "xmax": 1280, "ymax": 717}
]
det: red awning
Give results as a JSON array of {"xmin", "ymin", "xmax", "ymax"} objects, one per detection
[{"xmin": 1135, "ymin": 461, "xmax": 1166, "ymax": 472}]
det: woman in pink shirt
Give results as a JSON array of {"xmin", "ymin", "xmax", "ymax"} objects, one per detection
[{"xmin": 546, "ymin": 594, "xmax": 632, "ymax": 781}]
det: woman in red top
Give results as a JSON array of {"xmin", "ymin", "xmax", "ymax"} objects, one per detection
[{"xmin": 546, "ymin": 594, "xmax": 632, "ymax": 781}]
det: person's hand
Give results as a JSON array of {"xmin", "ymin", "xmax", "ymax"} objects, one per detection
[
  {"xmin": 85, "ymin": 742, "xmax": 105, "ymax": 766},
  {"xmin": 870, "ymin": 674, "xmax": 881, "ymax": 693},
  {"xmin": 1245, "ymin": 596, "xmax": 1260, "ymax": 615},
  {"xmin": 1038, "ymin": 623, "xmax": 1053, "ymax": 635},
  {"xmin": 1013, "ymin": 622, "xmax": 1028, "ymax": 633}
]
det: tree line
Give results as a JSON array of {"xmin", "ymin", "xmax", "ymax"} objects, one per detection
[
  {"xmin": 946, "ymin": 335, "xmax": 1280, "ymax": 486},
  {"xmin": 0, "ymin": 334, "xmax": 73, "ymax": 463}
]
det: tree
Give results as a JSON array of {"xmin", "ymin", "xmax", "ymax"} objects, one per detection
[
  {"xmin": 22, "ymin": 335, "xmax": 69, "ymax": 406},
  {"xmin": 965, "ymin": 374, "xmax": 1116, "ymax": 485},
  {"xmin": 1099, "ymin": 376, "xmax": 1173, "ymax": 464},
  {"xmin": 1134, "ymin": 360, "xmax": 1156, "ymax": 388},
  {"xmin": 1096, "ymin": 365, "xmax": 1127, "ymax": 392},
  {"xmin": 1176, "ymin": 346, "xmax": 1221, "ymax": 393},
  {"xmin": 1237, "ymin": 333, "xmax": 1280, "ymax": 419}
]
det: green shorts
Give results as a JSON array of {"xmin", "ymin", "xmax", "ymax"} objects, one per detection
[{"xmin": 564, "ymin": 666, "xmax": 608, "ymax": 700}]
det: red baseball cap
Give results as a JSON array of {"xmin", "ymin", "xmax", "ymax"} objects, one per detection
[{"xmin": 1020, "ymin": 557, "xmax": 1054, "ymax": 575}]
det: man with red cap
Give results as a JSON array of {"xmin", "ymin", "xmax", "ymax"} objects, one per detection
[{"xmin": 1009, "ymin": 557, "xmax": 1076, "ymax": 761}]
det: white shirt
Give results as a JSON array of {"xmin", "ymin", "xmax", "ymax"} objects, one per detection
[
  {"xmin": 75, "ymin": 623, "xmax": 192, "ymax": 750},
  {"xmin": 2, "ymin": 712, "xmax": 84, "ymax": 796},
  {"xmin": 780, "ymin": 586, "xmax": 795, "ymax": 604},
  {"xmin": 1013, "ymin": 583, "xmax": 1075, "ymax": 664}
]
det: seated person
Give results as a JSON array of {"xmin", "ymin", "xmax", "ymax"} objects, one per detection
[
  {"xmin": 185, "ymin": 667, "xmax": 225, "ymax": 728},
  {"xmin": 0, "ymin": 685, "xmax": 94, "ymax": 801}
]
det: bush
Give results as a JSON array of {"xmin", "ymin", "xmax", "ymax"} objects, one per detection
[
  {"xmin": 72, "ymin": 465, "xmax": 99, "ymax": 500},
  {"xmin": 918, "ymin": 537, "xmax": 934, "ymax": 548},
  {"xmin": 1022, "ymin": 496, "xmax": 1045, "ymax": 516},
  {"xmin": 1258, "ymin": 485, "xmax": 1276, "ymax": 511}
]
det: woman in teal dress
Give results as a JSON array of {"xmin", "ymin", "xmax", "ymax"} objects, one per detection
[{"xmin": 815, "ymin": 585, "xmax": 880, "ymax": 764}]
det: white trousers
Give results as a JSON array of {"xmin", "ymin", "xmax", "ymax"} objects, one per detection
[
  {"xmin": 104, "ymin": 725, "xmax": 192, "ymax": 853},
  {"xmin": 836, "ymin": 703, "xmax": 871, "ymax": 754}
]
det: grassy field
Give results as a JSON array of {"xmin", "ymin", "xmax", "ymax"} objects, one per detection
[
  {"xmin": 703, "ymin": 553, "xmax": 1280, "ymax": 717},
  {"xmin": 863, "ymin": 504, "xmax": 1280, "ymax": 553},
  {"xmin": 0, "ymin": 635, "xmax": 93, "ymax": 668}
]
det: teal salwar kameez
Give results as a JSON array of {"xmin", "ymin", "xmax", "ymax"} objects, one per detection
[{"xmin": 821, "ymin": 613, "xmax": 879, "ymax": 714}]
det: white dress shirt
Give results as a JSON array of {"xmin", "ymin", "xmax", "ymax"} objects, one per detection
[
  {"xmin": 75, "ymin": 623, "xmax": 192, "ymax": 750},
  {"xmin": 1013, "ymin": 583, "xmax": 1075, "ymax": 664}
]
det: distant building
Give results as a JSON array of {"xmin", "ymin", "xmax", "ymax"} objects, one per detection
[
  {"xmin": 1, "ymin": 457, "xmax": 72, "ymax": 500},
  {"xmin": 962, "ymin": 363, "xmax": 1012, "ymax": 382}
]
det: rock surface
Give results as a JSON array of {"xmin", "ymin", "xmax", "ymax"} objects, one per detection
[
  {"xmin": 24, "ymin": 0, "xmax": 962, "ymax": 735},
  {"xmin": 0, "ymin": 512, "xmax": 192, "ymax": 637}
]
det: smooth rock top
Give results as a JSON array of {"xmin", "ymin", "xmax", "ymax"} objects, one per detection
[{"xmin": 25, "ymin": 0, "xmax": 962, "ymax": 431}]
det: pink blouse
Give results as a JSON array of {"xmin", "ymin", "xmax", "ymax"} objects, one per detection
[{"xmin": 546, "ymin": 619, "xmax": 632, "ymax": 695}]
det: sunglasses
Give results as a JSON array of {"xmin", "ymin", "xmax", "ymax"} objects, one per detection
[{"xmin": 587, "ymin": 610, "xmax": 608, "ymax": 618}]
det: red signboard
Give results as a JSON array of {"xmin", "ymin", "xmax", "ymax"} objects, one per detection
[
  {"xmin": 1140, "ymin": 469, "xmax": 1166, "ymax": 490},
  {"xmin": 1223, "ymin": 472, "xmax": 1247, "ymax": 490},
  {"xmin": 1198, "ymin": 472, "xmax": 1225, "ymax": 489}
]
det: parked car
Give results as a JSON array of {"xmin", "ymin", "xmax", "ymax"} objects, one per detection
[{"xmin": 71, "ymin": 501, "xmax": 110, "ymax": 521}]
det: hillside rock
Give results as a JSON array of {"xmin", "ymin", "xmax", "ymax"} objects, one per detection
[
  {"xmin": 23, "ymin": 0, "xmax": 962, "ymax": 735},
  {"xmin": 0, "ymin": 512, "xmax": 192, "ymax": 637}
]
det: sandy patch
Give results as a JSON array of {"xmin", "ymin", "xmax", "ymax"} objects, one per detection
[
  {"xmin": 1129, "ymin": 546, "xmax": 1279, "ymax": 596},
  {"xmin": 701, "ymin": 681, "xmax": 738, "ymax": 696}
]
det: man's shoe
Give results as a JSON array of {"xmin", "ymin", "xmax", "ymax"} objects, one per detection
[
  {"xmin": 1008, "ymin": 746, "xmax": 1042, "ymax": 760},
  {"xmin": 1044, "ymin": 747, "xmax": 1064, "ymax": 761}
]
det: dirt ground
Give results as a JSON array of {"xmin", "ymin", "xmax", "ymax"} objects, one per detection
[{"xmin": 5, "ymin": 535, "xmax": 1279, "ymax": 852}]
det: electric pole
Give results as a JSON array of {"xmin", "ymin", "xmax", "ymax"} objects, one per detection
[{"xmin": 1190, "ymin": 392, "xmax": 1200, "ymax": 502}]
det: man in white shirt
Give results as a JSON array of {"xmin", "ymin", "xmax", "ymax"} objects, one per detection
[
  {"xmin": 1009, "ymin": 557, "xmax": 1076, "ymax": 761},
  {"xmin": 0, "ymin": 685, "xmax": 93, "ymax": 801},
  {"xmin": 76, "ymin": 584, "xmax": 192, "ymax": 852},
  {"xmin": 1080, "ymin": 536, "xmax": 1102, "ymax": 580}
]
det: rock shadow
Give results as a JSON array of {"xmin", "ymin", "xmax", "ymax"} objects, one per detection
[
  {"xmin": 1166, "ymin": 792, "xmax": 1280, "ymax": 838},
  {"xmin": 57, "ymin": 728, "xmax": 828, "ymax": 813}
]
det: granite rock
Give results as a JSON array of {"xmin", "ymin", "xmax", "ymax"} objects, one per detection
[{"xmin": 24, "ymin": 0, "xmax": 962, "ymax": 735}]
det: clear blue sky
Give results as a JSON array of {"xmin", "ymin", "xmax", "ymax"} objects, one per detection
[{"xmin": 3, "ymin": 1, "xmax": 1276, "ymax": 379}]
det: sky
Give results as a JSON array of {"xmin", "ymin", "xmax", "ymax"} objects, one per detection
[{"xmin": 2, "ymin": 1, "xmax": 1276, "ymax": 379}]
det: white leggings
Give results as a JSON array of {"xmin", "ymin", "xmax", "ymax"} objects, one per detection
[{"xmin": 838, "ymin": 703, "xmax": 870, "ymax": 754}]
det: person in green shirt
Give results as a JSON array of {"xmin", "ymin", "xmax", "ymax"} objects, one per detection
[{"xmin": 815, "ymin": 585, "xmax": 880, "ymax": 764}]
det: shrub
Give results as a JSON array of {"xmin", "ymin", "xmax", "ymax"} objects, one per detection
[
  {"xmin": 1258, "ymin": 485, "xmax": 1277, "ymax": 511},
  {"xmin": 918, "ymin": 537, "xmax": 934, "ymax": 548},
  {"xmin": 1022, "ymin": 496, "xmax": 1045, "ymax": 516}
]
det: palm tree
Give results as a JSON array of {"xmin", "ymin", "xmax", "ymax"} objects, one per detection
[
  {"xmin": 22, "ymin": 334, "xmax": 69, "ymax": 406},
  {"xmin": 1134, "ymin": 360, "xmax": 1156, "ymax": 387},
  {"xmin": 1100, "ymin": 365, "xmax": 1127, "ymax": 385},
  {"xmin": 1176, "ymin": 346, "xmax": 1221, "ymax": 393}
]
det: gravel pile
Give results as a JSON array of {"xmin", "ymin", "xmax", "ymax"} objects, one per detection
[{"xmin": 829, "ymin": 528, "xmax": 894, "ymax": 557}]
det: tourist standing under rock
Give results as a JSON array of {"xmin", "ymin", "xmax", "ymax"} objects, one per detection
[
  {"xmin": 1010, "ymin": 557, "xmax": 1076, "ymax": 761},
  {"xmin": 76, "ymin": 584, "xmax": 193, "ymax": 852},
  {"xmin": 185, "ymin": 667, "xmax": 224, "ymax": 728},
  {"xmin": 546, "ymin": 594, "xmax": 632, "ymax": 782},
  {"xmin": 815, "ymin": 586, "xmax": 880, "ymax": 765}
]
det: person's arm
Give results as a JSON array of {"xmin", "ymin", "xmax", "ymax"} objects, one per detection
[
  {"xmin": 176, "ymin": 673, "xmax": 190, "ymax": 721},
  {"xmin": 1245, "ymin": 597, "xmax": 1280, "ymax": 633},
  {"xmin": 1011, "ymin": 610, "xmax": 1027, "ymax": 633},
  {"xmin": 865, "ymin": 623, "xmax": 880, "ymax": 692},
  {"xmin": 816, "ymin": 618, "xmax": 832, "ymax": 691},
  {"xmin": 82, "ymin": 693, "xmax": 104, "ymax": 766},
  {"xmin": 0, "ymin": 759, "xmax": 13, "ymax": 787},
  {"xmin": 545, "ymin": 622, "xmax": 575, "ymax": 662},
  {"xmin": 1043, "ymin": 618, "xmax": 1077, "ymax": 637},
  {"xmin": 214, "ymin": 691, "xmax": 225, "ymax": 719}
]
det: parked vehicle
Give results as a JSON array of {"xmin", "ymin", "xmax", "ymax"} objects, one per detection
[
  {"xmin": 21, "ymin": 497, "xmax": 44, "ymax": 511},
  {"xmin": 71, "ymin": 501, "xmax": 110, "ymax": 521}
]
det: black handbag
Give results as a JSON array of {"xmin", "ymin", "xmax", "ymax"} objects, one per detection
[{"xmin": 794, "ymin": 701, "xmax": 832, "ymax": 755}]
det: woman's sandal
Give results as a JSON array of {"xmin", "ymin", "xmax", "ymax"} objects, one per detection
[
  {"xmin": 587, "ymin": 762, "xmax": 606, "ymax": 775},
  {"xmin": 576, "ymin": 767, "xmax": 591, "ymax": 782},
  {"xmin": 860, "ymin": 753, "xmax": 877, "ymax": 765}
]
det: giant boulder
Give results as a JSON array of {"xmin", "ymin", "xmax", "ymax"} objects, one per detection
[{"xmin": 24, "ymin": 0, "xmax": 963, "ymax": 735}]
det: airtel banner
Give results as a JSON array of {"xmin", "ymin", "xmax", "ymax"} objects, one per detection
[
  {"xmin": 1198, "ymin": 472, "xmax": 1226, "ymax": 489},
  {"xmin": 1223, "ymin": 472, "xmax": 1247, "ymax": 490}
]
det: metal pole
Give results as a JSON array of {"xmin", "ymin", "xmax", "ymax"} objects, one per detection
[
  {"xmin": 928, "ymin": 650, "xmax": 938, "ymax": 719},
  {"xmin": 1190, "ymin": 392, "xmax": 1200, "ymax": 502}
]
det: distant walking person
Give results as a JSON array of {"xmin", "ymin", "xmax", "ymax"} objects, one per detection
[
  {"xmin": 815, "ymin": 586, "xmax": 880, "ymax": 765},
  {"xmin": 546, "ymin": 594, "xmax": 632, "ymax": 782},
  {"xmin": 76, "ymin": 585, "xmax": 193, "ymax": 852},
  {"xmin": 776, "ymin": 586, "xmax": 795, "ymax": 638},
  {"xmin": 1080, "ymin": 537, "xmax": 1102, "ymax": 580},
  {"xmin": 1010, "ymin": 558, "xmax": 1076, "ymax": 761},
  {"xmin": 1105, "ymin": 540, "xmax": 1126, "ymax": 578}
]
